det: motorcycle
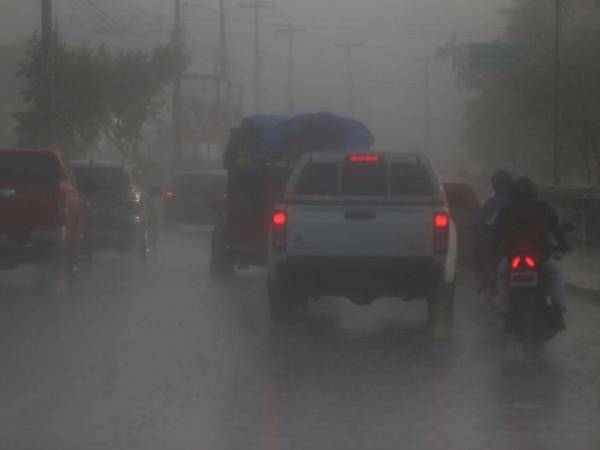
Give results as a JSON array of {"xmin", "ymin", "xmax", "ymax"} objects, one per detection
[{"xmin": 504, "ymin": 223, "xmax": 574, "ymax": 355}]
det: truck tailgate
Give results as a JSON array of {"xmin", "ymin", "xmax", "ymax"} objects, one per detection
[
  {"xmin": 287, "ymin": 205, "xmax": 434, "ymax": 258},
  {"xmin": 0, "ymin": 181, "xmax": 60, "ymax": 234}
]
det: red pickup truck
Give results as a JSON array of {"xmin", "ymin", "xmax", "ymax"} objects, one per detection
[{"xmin": 0, "ymin": 149, "xmax": 90, "ymax": 279}]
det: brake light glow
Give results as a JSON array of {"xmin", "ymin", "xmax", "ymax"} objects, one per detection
[
  {"xmin": 272, "ymin": 210, "xmax": 287, "ymax": 251},
  {"xmin": 511, "ymin": 257, "xmax": 522, "ymax": 269},
  {"xmin": 347, "ymin": 154, "xmax": 381, "ymax": 163},
  {"xmin": 434, "ymin": 213, "xmax": 449, "ymax": 229},
  {"xmin": 164, "ymin": 191, "xmax": 175, "ymax": 201},
  {"xmin": 524, "ymin": 256, "xmax": 536, "ymax": 268},
  {"xmin": 272, "ymin": 211, "xmax": 287, "ymax": 226},
  {"xmin": 433, "ymin": 212, "xmax": 450, "ymax": 255}
]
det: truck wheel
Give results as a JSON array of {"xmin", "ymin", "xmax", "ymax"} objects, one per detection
[
  {"xmin": 210, "ymin": 250, "xmax": 234, "ymax": 280},
  {"xmin": 210, "ymin": 226, "xmax": 233, "ymax": 280},
  {"xmin": 268, "ymin": 281, "xmax": 307, "ymax": 324},
  {"xmin": 427, "ymin": 281, "xmax": 455, "ymax": 337}
]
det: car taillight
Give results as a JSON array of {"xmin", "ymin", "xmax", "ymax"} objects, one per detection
[
  {"xmin": 511, "ymin": 256, "xmax": 536, "ymax": 270},
  {"xmin": 433, "ymin": 212, "xmax": 450, "ymax": 255},
  {"xmin": 164, "ymin": 191, "xmax": 175, "ymax": 201},
  {"xmin": 272, "ymin": 210, "xmax": 287, "ymax": 251}
]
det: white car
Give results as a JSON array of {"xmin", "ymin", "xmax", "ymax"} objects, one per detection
[{"xmin": 267, "ymin": 152, "xmax": 457, "ymax": 330}]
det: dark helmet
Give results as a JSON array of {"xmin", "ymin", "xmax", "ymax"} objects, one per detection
[
  {"xmin": 510, "ymin": 177, "xmax": 538, "ymax": 205},
  {"xmin": 491, "ymin": 169, "xmax": 513, "ymax": 194}
]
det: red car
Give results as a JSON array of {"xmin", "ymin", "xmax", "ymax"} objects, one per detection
[{"xmin": 0, "ymin": 149, "xmax": 91, "ymax": 278}]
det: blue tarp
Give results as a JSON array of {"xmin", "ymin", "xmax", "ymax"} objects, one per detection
[{"xmin": 224, "ymin": 112, "xmax": 374, "ymax": 169}]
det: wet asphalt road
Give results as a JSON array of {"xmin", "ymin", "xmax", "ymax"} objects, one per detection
[{"xmin": 0, "ymin": 227, "xmax": 599, "ymax": 450}]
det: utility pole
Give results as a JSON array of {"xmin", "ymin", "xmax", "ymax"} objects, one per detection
[
  {"xmin": 417, "ymin": 58, "xmax": 432, "ymax": 156},
  {"xmin": 274, "ymin": 25, "xmax": 306, "ymax": 114},
  {"xmin": 172, "ymin": 0, "xmax": 184, "ymax": 164},
  {"xmin": 214, "ymin": 0, "xmax": 229, "ymax": 110},
  {"xmin": 553, "ymin": 0, "xmax": 561, "ymax": 185},
  {"xmin": 337, "ymin": 42, "xmax": 362, "ymax": 117},
  {"xmin": 41, "ymin": 0, "xmax": 55, "ymax": 143},
  {"xmin": 238, "ymin": 1, "xmax": 274, "ymax": 114}
]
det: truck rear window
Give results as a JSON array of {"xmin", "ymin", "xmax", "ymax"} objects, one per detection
[
  {"xmin": 390, "ymin": 163, "xmax": 434, "ymax": 196},
  {"xmin": 0, "ymin": 152, "xmax": 65, "ymax": 181},
  {"xmin": 341, "ymin": 162, "xmax": 388, "ymax": 196},
  {"xmin": 72, "ymin": 166, "xmax": 130, "ymax": 192},
  {"xmin": 295, "ymin": 160, "xmax": 435, "ymax": 197},
  {"xmin": 296, "ymin": 163, "xmax": 338, "ymax": 195}
]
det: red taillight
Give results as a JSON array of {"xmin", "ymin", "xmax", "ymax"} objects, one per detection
[
  {"xmin": 511, "ymin": 256, "xmax": 537, "ymax": 270},
  {"xmin": 164, "ymin": 191, "xmax": 175, "ymax": 201},
  {"xmin": 433, "ymin": 212, "xmax": 450, "ymax": 255},
  {"xmin": 272, "ymin": 210, "xmax": 287, "ymax": 251},
  {"xmin": 434, "ymin": 213, "xmax": 449, "ymax": 229},
  {"xmin": 347, "ymin": 154, "xmax": 381, "ymax": 163},
  {"xmin": 525, "ymin": 256, "xmax": 536, "ymax": 268},
  {"xmin": 272, "ymin": 211, "xmax": 287, "ymax": 226}
]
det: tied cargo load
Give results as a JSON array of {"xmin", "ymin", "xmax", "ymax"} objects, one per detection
[{"xmin": 223, "ymin": 112, "xmax": 375, "ymax": 169}]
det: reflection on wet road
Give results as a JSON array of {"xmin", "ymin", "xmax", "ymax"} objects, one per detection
[{"xmin": 0, "ymin": 227, "xmax": 599, "ymax": 449}]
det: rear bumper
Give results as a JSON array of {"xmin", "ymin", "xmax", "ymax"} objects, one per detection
[
  {"xmin": 273, "ymin": 256, "xmax": 444, "ymax": 298},
  {"xmin": 0, "ymin": 226, "xmax": 67, "ymax": 268},
  {"xmin": 91, "ymin": 223, "xmax": 144, "ymax": 252}
]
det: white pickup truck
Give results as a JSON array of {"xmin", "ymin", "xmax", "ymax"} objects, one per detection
[{"xmin": 267, "ymin": 152, "xmax": 457, "ymax": 329}]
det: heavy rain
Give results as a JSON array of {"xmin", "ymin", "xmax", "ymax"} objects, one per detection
[{"xmin": 0, "ymin": 1, "xmax": 599, "ymax": 449}]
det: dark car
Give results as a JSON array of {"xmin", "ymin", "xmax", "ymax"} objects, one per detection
[
  {"xmin": 442, "ymin": 181, "xmax": 481, "ymax": 269},
  {"xmin": 163, "ymin": 172, "xmax": 226, "ymax": 225},
  {"xmin": 72, "ymin": 161, "xmax": 162, "ymax": 259}
]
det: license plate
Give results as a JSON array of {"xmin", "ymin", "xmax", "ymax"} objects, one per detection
[{"xmin": 510, "ymin": 272, "xmax": 539, "ymax": 287}]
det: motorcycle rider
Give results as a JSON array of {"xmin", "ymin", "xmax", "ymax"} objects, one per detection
[{"xmin": 493, "ymin": 177, "xmax": 571, "ymax": 325}]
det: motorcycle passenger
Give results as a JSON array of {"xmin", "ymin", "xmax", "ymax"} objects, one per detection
[
  {"xmin": 476, "ymin": 170, "xmax": 513, "ymax": 296},
  {"xmin": 479, "ymin": 169, "xmax": 513, "ymax": 228},
  {"xmin": 493, "ymin": 177, "xmax": 571, "ymax": 318}
]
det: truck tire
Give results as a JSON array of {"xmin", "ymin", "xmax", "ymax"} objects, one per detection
[
  {"xmin": 427, "ymin": 281, "xmax": 455, "ymax": 337},
  {"xmin": 210, "ymin": 226, "xmax": 234, "ymax": 281},
  {"xmin": 268, "ymin": 280, "xmax": 307, "ymax": 324},
  {"xmin": 210, "ymin": 250, "xmax": 234, "ymax": 280}
]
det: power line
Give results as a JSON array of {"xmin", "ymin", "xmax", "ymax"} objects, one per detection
[{"xmin": 274, "ymin": 24, "xmax": 306, "ymax": 113}]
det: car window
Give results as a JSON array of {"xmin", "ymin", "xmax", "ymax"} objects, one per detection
[
  {"xmin": 390, "ymin": 164, "xmax": 434, "ymax": 196},
  {"xmin": 0, "ymin": 152, "xmax": 65, "ymax": 181},
  {"xmin": 341, "ymin": 161, "xmax": 388, "ymax": 196},
  {"xmin": 72, "ymin": 166, "xmax": 130, "ymax": 192},
  {"xmin": 175, "ymin": 174, "xmax": 227, "ymax": 197},
  {"xmin": 295, "ymin": 162, "xmax": 339, "ymax": 195}
]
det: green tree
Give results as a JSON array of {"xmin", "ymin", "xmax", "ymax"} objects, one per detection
[
  {"xmin": 102, "ymin": 43, "xmax": 187, "ymax": 160},
  {"xmin": 441, "ymin": 0, "xmax": 600, "ymax": 184},
  {"xmin": 0, "ymin": 39, "xmax": 26, "ymax": 146},
  {"xmin": 15, "ymin": 32, "xmax": 110, "ymax": 156},
  {"xmin": 15, "ymin": 32, "xmax": 187, "ymax": 160}
]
